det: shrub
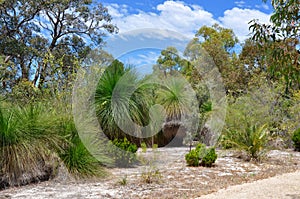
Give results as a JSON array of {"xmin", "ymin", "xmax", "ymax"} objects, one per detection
[
  {"xmin": 57, "ymin": 114, "xmax": 108, "ymax": 178},
  {"xmin": 59, "ymin": 134, "xmax": 107, "ymax": 178},
  {"xmin": 109, "ymin": 138, "xmax": 138, "ymax": 167},
  {"xmin": 0, "ymin": 103, "xmax": 62, "ymax": 188},
  {"xmin": 292, "ymin": 128, "xmax": 300, "ymax": 151},
  {"xmin": 185, "ymin": 149, "xmax": 199, "ymax": 167},
  {"xmin": 185, "ymin": 143, "xmax": 217, "ymax": 167},
  {"xmin": 200, "ymin": 147, "xmax": 217, "ymax": 167},
  {"xmin": 221, "ymin": 124, "xmax": 269, "ymax": 160},
  {"xmin": 140, "ymin": 142, "xmax": 147, "ymax": 153}
]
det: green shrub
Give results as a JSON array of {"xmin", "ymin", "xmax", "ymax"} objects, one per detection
[
  {"xmin": 200, "ymin": 147, "xmax": 217, "ymax": 167},
  {"xmin": 221, "ymin": 124, "xmax": 269, "ymax": 160},
  {"xmin": 185, "ymin": 149, "xmax": 199, "ymax": 167},
  {"xmin": 196, "ymin": 143, "xmax": 206, "ymax": 152},
  {"xmin": 109, "ymin": 138, "xmax": 138, "ymax": 167},
  {"xmin": 141, "ymin": 142, "xmax": 147, "ymax": 153},
  {"xmin": 57, "ymin": 114, "xmax": 108, "ymax": 178},
  {"xmin": 0, "ymin": 103, "xmax": 63, "ymax": 188},
  {"xmin": 292, "ymin": 128, "xmax": 300, "ymax": 151},
  {"xmin": 185, "ymin": 143, "xmax": 217, "ymax": 167},
  {"xmin": 59, "ymin": 135, "xmax": 106, "ymax": 178}
]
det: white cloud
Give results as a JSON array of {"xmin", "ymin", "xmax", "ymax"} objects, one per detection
[
  {"xmin": 121, "ymin": 50, "xmax": 160, "ymax": 66},
  {"xmin": 106, "ymin": 1, "xmax": 272, "ymax": 42},
  {"xmin": 234, "ymin": 1, "xmax": 247, "ymax": 8},
  {"xmin": 255, "ymin": 4, "xmax": 270, "ymax": 10},
  {"xmin": 105, "ymin": 4, "xmax": 129, "ymax": 18},
  {"xmin": 219, "ymin": 8, "xmax": 271, "ymax": 41},
  {"xmin": 107, "ymin": 1, "xmax": 217, "ymax": 38}
]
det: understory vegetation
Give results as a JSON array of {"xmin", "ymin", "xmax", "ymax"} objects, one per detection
[{"xmin": 185, "ymin": 144, "xmax": 217, "ymax": 167}]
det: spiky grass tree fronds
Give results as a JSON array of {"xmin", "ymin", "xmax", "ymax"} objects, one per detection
[
  {"xmin": 155, "ymin": 77, "xmax": 198, "ymax": 146},
  {"xmin": 95, "ymin": 60, "xmax": 152, "ymax": 142},
  {"xmin": 0, "ymin": 103, "xmax": 63, "ymax": 188},
  {"xmin": 57, "ymin": 113, "xmax": 109, "ymax": 178},
  {"xmin": 156, "ymin": 77, "xmax": 195, "ymax": 121}
]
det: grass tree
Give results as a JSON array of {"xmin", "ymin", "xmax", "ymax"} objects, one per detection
[
  {"xmin": 156, "ymin": 76, "xmax": 198, "ymax": 146},
  {"xmin": 0, "ymin": 102, "xmax": 63, "ymax": 188},
  {"xmin": 95, "ymin": 60, "xmax": 152, "ymax": 143}
]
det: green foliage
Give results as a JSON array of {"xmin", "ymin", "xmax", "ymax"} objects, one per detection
[
  {"xmin": 0, "ymin": 97, "xmax": 111, "ymax": 188},
  {"xmin": 0, "ymin": 0, "xmax": 117, "ymax": 91},
  {"xmin": 249, "ymin": 0, "xmax": 300, "ymax": 94},
  {"xmin": 9, "ymin": 80, "xmax": 42, "ymax": 104},
  {"xmin": 140, "ymin": 142, "xmax": 147, "ymax": 153},
  {"xmin": 292, "ymin": 128, "xmax": 300, "ymax": 151},
  {"xmin": 0, "ymin": 102, "xmax": 63, "ymax": 188},
  {"xmin": 221, "ymin": 124, "xmax": 269, "ymax": 160},
  {"xmin": 109, "ymin": 138, "xmax": 138, "ymax": 167},
  {"xmin": 59, "ymin": 134, "xmax": 106, "ymax": 178},
  {"xmin": 200, "ymin": 147, "xmax": 217, "ymax": 167},
  {"xmin": 185, "ymin": 149, "xmax": 199, "ymax": 167},
  {"xmin": 185, "ymin": 143, "xmax": 217, "ymax": 167},
  {"xmin": 185, "ymin": 23, "xmax": 240, "ymax": 93},
  {"xmin": 112, "ymin": 137, "xmax": 138, "ymax": 153},
  {"xmin": 156, "ymin": 76, "xmax": 196, "ymax": 121},
  {"xmin": 95, "ymin": 60, "xmax": 152, "ymax": 142},
  {"xmin": 57, "ymin": 114, "xmax": 107, "ymax": 178},
  {"xmin": 155, "ymin": 46, "xmax": 183, "ymax": 76}
]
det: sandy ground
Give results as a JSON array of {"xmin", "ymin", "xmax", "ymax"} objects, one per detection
[{"xmin": 0, "ymin": 147, "xmax": 299, "ymax": 199}]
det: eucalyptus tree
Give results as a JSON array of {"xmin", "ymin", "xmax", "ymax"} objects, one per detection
[
  {"xmin": 249, "ymin": 0, "xmax": 300, "ymax": 94},
  {"xmin": 0, "ymin": 0, "xmax": 118, "ymax": 92},
  {"xmin": 184, "ymin": 24, "xmax": 240, "ymax": 93}
]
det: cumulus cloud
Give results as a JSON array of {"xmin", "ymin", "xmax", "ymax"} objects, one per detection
[
  {"xmin": 107, "ymin": 1, "xmax": 217, "ymax": 38},
  {"xmin": 106, "ymin": 1, "xmax": 271, "ymax": 42},
  {"xmin": 219, "ymin": 8, "xmax": 271, "ymax": 41}
]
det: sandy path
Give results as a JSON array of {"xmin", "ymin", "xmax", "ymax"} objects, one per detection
[{"xmin": 198, "ymin": 171, "xmax": 300, "ymax": 199}]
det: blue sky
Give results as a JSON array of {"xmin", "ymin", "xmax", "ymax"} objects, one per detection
[
  {"xmin": 101, "ymin": 0, "xmax": 273, "ymax": 73},
  {"xmin": 102, "ymin": 0, "xmax": 272, "ymax": 19},
  {"xmin": 102, "ymin": 0, "xmax": 272, "ymax": 40}
]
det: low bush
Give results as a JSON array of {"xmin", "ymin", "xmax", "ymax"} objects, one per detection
[
  {"xmin": 292, "ymin": 128, "xmax": 300, "ymax": 151},
  {"xmin": 57, "ymin": 113, "xmax": 108, "ymax": 178},
  {"xmin": 59, "ymin": 133, "xmax": 107, "ymax": 178},
  {"xmin": 0, "ymin": 99, "xmax": 110, "ymax": 189},
  {"xmin": 185, "ymin": 143, "xmax": 217, "ymax": 167},
  {"xmin": 185, "ymin": 149, "xmax": 199, "ymax": 166},
  {"xmin": 221, "ymin": 124, "xmax": 269, "ymax": 161},
  {"xmin": 109, "ymin": 137, "xmax": 138, "ymax": 167},
  {"xmin": 200, "ymin": 147, "xmax": 217, "ymax": 167}
]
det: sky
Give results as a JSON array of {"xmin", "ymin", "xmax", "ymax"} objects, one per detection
[{"xmin": 100, "ymin": 0, "xmax": 273, "ymax": 73}]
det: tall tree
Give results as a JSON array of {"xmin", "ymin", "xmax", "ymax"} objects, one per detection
[
  {"xmin": 0, "ymin": 0, "xmax": 118, "ymax": 91},
  {"xmin": 249, "ymin": 0, "xmax": 300, "ymax": 94},
  {"xmin": 154, "ymin": 46, "xmax": 183, "ymax": 77},
  {"xmin": 184, "ymin": 24, "xmax": 240, "ymax": 92}
]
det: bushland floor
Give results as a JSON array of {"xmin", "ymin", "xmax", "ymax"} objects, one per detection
[{"xmin": 1, "ymin": 147, "xmax": 299, "ymax": 199}]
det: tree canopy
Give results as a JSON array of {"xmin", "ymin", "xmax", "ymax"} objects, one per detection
[{"xmin": 0, "ymin": 0, "xmax": 118, "ymax": 92}]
